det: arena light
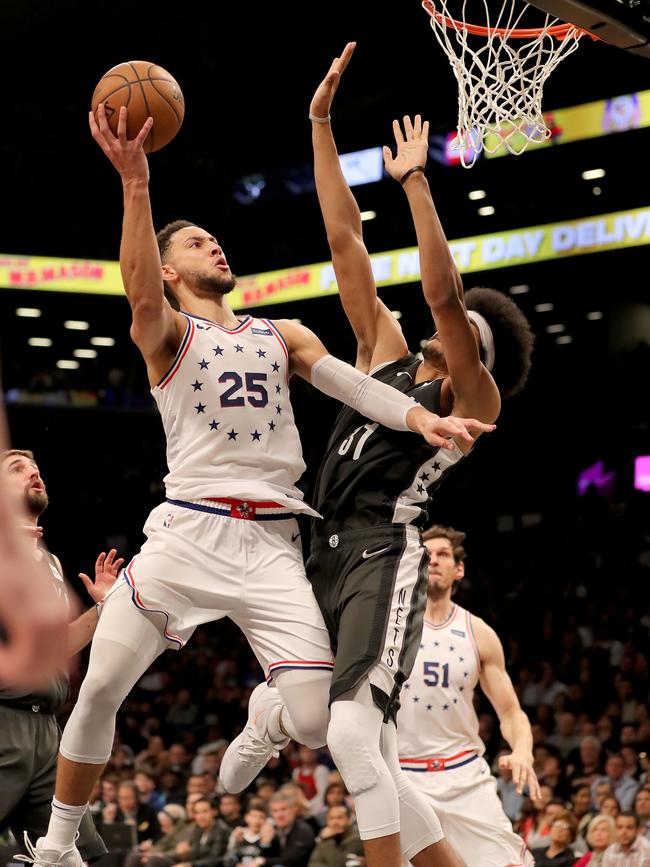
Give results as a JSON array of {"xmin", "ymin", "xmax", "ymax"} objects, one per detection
[
  {"xmin": 90, "ymin": 336, "xmax": 116, "ymax": 346},
  {"xmin": 64, "ymin": 320, "xmax": 90, "ymax": 331},
  {"xmin": 28, "ymin": 337, "xmax": 52, "ymax": 347},
  {"xmin": 391, "ymin": 310, "xmax": 403, "ymax": 320},
  {"xmin": 478, "ymin": 205, "xmax": 495, "ymax": 216},
  {"xmin": 73, "ymin": 349, "xmax": 98, "ymax": 359},
  {"xmin": 587, "ymin": 311, "xmax": 604, "ymax": 320},
  {"xmin": 16, "ymin": 307, "xmax": 42, "ymax": 318},
  {"xmin": 509, "ymin": 285, "xmax": 530, "ymax": 295},
  {"xmin": 582, "ymin": 168, "xmax": 606, "ymax": 181},
  {"xmin": 546, "ymin": 323, "xmax": 565, "ymax": 333},
  {"xmin": 360, "ymin": 210, "xmax": 377, "ymax": 222},
  {"xmin": 468, "ymin": 190, "xmax": 487, "ymax": 200},
  {"xmin": 556, "ymin": 335, "xmax": 572, "ymax": 344},
  {"xmin": 534, "ymin": 303, "xmax": 554, "ymax": 312},
  {"xmin": 592, "ymin": 186, "xmax": 602, "ymax": 196},
  {"xmin": 56, "ymin": 359, "xmax": 79, "ymax": 369},
  {"xmin": 635, "ymin": 456, "xmax": 650, "ymax": 492}
]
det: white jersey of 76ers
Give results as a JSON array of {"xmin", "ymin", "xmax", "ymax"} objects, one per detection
[
  {"xmin": 152, "ymin": 312, "xmax": 318, "ymax": 515},
  {"xmin": 397, "ymin": 604, "xmax": 485, "ymax": 759}
]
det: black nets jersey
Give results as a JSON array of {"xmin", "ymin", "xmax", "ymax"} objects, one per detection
[{"xmin": 313, "ymin": 354, "xmax": 465, "ymax": 536}]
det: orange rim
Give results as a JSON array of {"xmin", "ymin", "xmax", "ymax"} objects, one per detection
[{"xmin": 421, "ymin": 0, "xmax": 597, "ymax": 40}]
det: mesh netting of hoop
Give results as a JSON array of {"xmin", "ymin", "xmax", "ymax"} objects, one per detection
[{"xmin": 423, "ymin": 0, "xmax": 586, "ymax": 166}]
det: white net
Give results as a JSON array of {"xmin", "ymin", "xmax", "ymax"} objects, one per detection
[{"xmin": 424, "ymin": 0, "xmax": 585, "ymax": 166}]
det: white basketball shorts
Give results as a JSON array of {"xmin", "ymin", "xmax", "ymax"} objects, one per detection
[
  {"xmin": 107, "ymin": 497, "xmax": 334, "ymax": 680},
  {"xmin": 403, "ymin": 755, "xmax": 534, "ymax": 867}
]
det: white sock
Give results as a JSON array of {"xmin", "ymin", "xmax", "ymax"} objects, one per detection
[{"xmin": 43, "ymin": 799, "xmax": 87, "ymax": 850}]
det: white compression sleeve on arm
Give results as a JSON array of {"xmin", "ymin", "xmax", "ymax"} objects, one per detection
[{"xmin": 310, "ymin": 355, "xmax": 418, "ymax": 432}]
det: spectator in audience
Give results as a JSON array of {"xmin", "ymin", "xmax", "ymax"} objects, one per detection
[
  {"xmin": 540, "ymin": 754, "xmax": 568, "ymax": 799},
  {"xmin": 136, "ymin": 735, "xmax": 169, "ymax": 777},
  {"xmin": 635, "ymin": 787, "xmax": 650, "ymax": 839},
  {"xmin": 567, "ymin": 737, "xmax": 604, "ymax": 788},
  {"xmin": 592, "ymin": 782, "xmax": 615, "ymax": 812},
  {"xmin": 114, "ymin": 780, "xmax": 162, "ymax": 844},
  {"xmin": 136, "ymin": 769, "xmax": 167, "ymax": 812},
  {"xmin": 307, "ymin": 805, "xmax": 363, "ymax": 867},
  {"xmin": 550, "ymin": 713, "xmax": 582, "ymax": 759},
  {"xmin": 145, "ymin": 797, "xmax": 230, "ymax": 867},
  {"xmin": 591, "ymin": 755, "xmax": 639, "ymax": 811},
  {"xmin": 574, "ymin": 814, "xmax": 617, "ymax": 866},
  {"xmin": 222, "ymin": 799, "xmax": 269, "ymax": 867},
  {"xmin": 602, "ymin": 811, "xmax": 650, "ymax": 865},
  {"xmin": 218, "ymin": 794, "xmax": 243, "ymax": 831},
  {"xmin": 161, "ymin": 770, "xmax": 187, "ymax": 806},
  {"xmin": 571, "ymin": 784, "xmax": 596, "ymax": 842},
  {"xmin": 527, "ymin": 798, "xmax": 568, "ymax": 850},
  {"xmin": 600, "ymin": 797, "xmax": 620, "ymax": 819},
  {"xmin": 519, "ymin": 785, "xmax": 554, "ymax": 845},
  {"xmin": 166, "ymin": 689, "xmax": 200, "ymax": 733},
  {"xmin": 253, "ymin": 792, "xmax": 315, "ymax": 867},
  {"xmin": 125, "ymin": 804, "xmax": 190, "ymax": 867},
  {"xmin": 531, "ymin": 810, "xmax": 579, "ymax": 866},
  {"xmin": 314, "ymin": 784, "xmax": 349, "ymax": 829},
  {"xmin": 292, "ymin": 748, "xmax": 330, "ymax": 815},
  {"xmin": 279, "ymin": 783, "xmax": 320, "ymax": 834}
]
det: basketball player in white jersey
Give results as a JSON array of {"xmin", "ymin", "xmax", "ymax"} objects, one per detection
[
  {"xmin": 219, "ymin": 45, "xmax": 533, "ymax": 867},
  {"xmin": 398, "ymin": 525, "xmax": 539, "ymax": 867},
  {"xmin": 26, "ymin": 103, "xmax": 492, "ymax": 867}
]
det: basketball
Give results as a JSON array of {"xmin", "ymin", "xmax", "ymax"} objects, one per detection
[{"xmin": 91, "ymin": 61, "xmax": 184, "ymax": 153}]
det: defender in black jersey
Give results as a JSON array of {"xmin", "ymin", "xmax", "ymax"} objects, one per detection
[
  {"xmin": 0, "ymin": 450, "xmax": 122, "ymax": 863},
  {"xmin": 303, "ymin": 44, "xmax": 534, "ymax": 867}
]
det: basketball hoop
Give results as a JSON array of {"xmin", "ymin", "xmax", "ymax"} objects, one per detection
[{"xmin": 422, "ymin": 0, "xmax": 596, "ymax": 166}]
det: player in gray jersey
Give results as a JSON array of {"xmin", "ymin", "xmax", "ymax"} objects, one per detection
[
  {"xmin": 223, "ymin": 44, "xmax": 534, "ymax": 867},
  {"xmin": 0, "ymin": 449, "xmax": 123, "ymax": 863}
]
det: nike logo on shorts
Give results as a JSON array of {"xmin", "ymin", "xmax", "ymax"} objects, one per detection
[
  {"xmin": 291, "ymin": 531, "xmax": 301, "ymax": 542},
  {"xmin": 362, "ymin": 545, "xmax": 390, "ymax": 559},
  {"xmin": 396, "ymin": 371, "xmax": 413, "ymax": 379}
]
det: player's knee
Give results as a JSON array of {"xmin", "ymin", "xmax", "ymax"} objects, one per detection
[
  {"xmin": 326, "ymin": 715, "xmax": 381, "ymax": 796},
  {"xmin": 288, "ymin": 703, "xmax": 329, "ymax": 748},
  {"xmin": 75, "ymin": 669, "xmax": 126, "ymax": 721}
]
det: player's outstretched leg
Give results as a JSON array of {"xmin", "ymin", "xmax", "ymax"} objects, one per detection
[
  {"xmin": 31, "ymin": 585, "xmax": 166, "ymax": 865},
  {"xmin": 220, "ymin": 669, "xmax": 331, "ymax": 793}
]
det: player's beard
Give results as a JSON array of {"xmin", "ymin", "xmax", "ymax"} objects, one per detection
[
  {"xmin": 189, "ymin": 271, "xmax": 237, "ymax": 297},
  {"xmin": 421, "ymin": 337, "xmax": 446, "ymax": 368},
  {"xmin": 24, "ymin": 487, "xmax": 48, "ymax": 518}
]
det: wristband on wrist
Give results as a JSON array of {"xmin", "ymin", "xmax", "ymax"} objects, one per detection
[
  {"xmin": 309, "ymin": 113, "xmax": 331, "ymax": 124},
  {"xmin": 399, "ymin": 165, "xmax": 426, "ymax": 185}
]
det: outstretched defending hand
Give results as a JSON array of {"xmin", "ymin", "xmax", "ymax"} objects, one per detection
[
  {"xmin": 406, "ymin": 406, "xmax": 495, "ymax": 449},
  {"xmin": 79, "ymin": 548, "xmax": 125, "ymax": 605},
  {"xmin": 89, "ymin": 103, "xmax": 153, "ymax": 184},
  {"xmin": 383, "ymin": 115, "xmax": 430, "ymax": 183},
  {"xmin": 310, "ymin": 41, "xmax": 356, "ymax": 120}
]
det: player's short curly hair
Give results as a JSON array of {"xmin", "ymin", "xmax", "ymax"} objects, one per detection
[
  {"xmin": 156, "ymin": 219, "xmax": 196, "ymax": 310},
  {"xmin": 464, "ymin": 287, "xmax": 534, "ymax": 399},
  {"xmin": 421, "ymin": 524, "xmax": 466, "ymax": 563}
]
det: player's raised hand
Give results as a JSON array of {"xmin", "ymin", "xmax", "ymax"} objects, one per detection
[
  {"xmin": 407, "ymin": 406, "xmax": 495, "ymax": 449},
  {"xmin": 310, "ymin": 42, "xmax": 356, "ymax": 121},
  {"xmin": 383, "ymin": 115, "xmax": 430, "ymax": 183},
  {"xmin": 89, "ymin": 103, "xmax": 153, "ymax": 184},
  {"xmin": 499, "ymin": 750, "xmax": 541, "ymax": 799},
  {"xmin": 79, "ymin": 548, "xmax": 125, "ymax": 604}
]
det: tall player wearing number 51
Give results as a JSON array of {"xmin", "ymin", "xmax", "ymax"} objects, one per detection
[
  {"xmin": 29, "ymin": 97, "xmax": 493, "ymax": 867},
  {"xmin": 398, "ymin": 526, "xmax": 538, "ymax": 867}
]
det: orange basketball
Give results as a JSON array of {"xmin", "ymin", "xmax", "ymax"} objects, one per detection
[{"xmin": 91, "ymin": 60, "xmax": 184, "ymax": 153}]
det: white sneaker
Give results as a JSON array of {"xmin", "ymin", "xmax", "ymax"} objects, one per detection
[
  {"xmin": 16, "ymin": 835, "xmax": 84, "ymax": 867},
  {"xmin": 219, "ymin": 682, "xmax": 289, "ymax": 793}
]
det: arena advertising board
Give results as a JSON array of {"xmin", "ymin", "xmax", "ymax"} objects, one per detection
[{"xmin": 1, "ymin": 206, "xmax": 649, "ymax": 306}]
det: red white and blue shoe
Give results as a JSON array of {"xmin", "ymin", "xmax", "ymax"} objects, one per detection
[{"xmin": 219, "ymin": 682, "xmax": 290, "ymax": 793}]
